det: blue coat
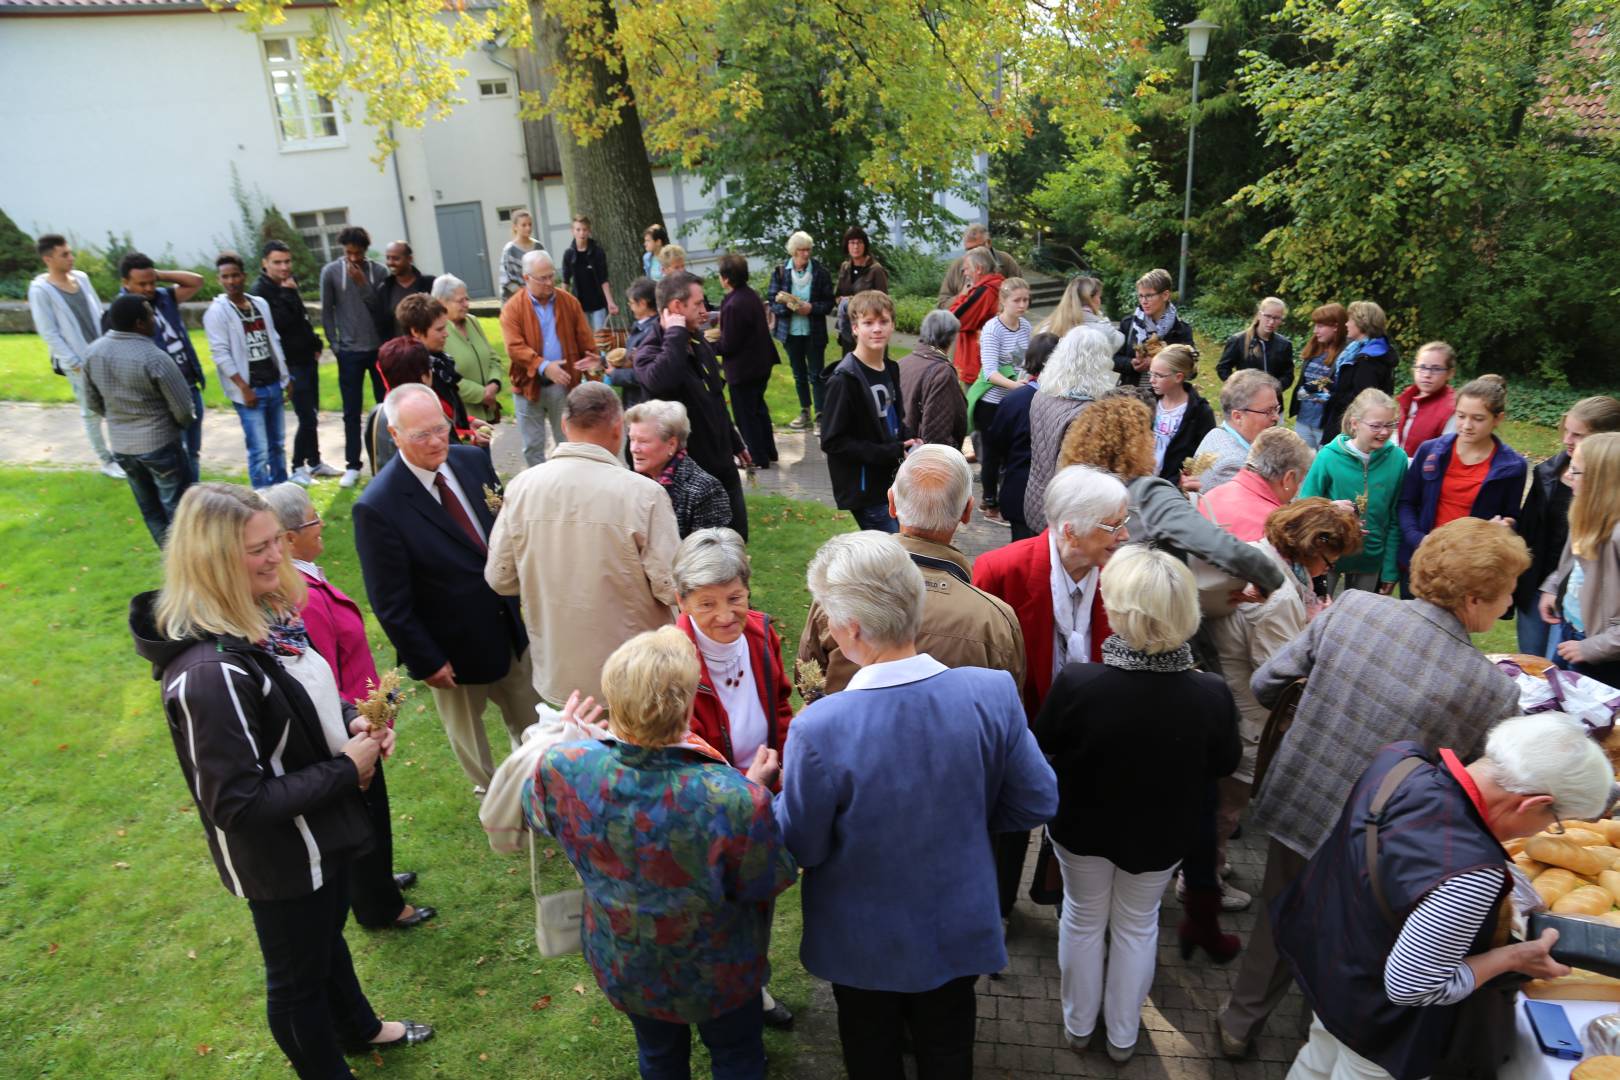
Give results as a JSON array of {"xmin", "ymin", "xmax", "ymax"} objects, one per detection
[
  {"xmin": 1395, "ymin": 433, "xmax": 1528, "ymax": 568},
  {"xmin": 773, "ymin": 659, "xmax": 1057, "ymax": 992},
  {"xmin": 351, "ymin": 444, "xmax": 528, "ymax": 684}
]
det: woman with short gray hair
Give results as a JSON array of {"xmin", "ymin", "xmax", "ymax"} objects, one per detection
[
  {"xmin": 898, "ymin": 308, "xmax": 969, "ymax": 449},
  {"xmin": 625, "ymin": 399, "xmax": 732, "ymax": 539},
  {"xmin": 672, "ymin": 525, "xmax": 798, "ymax": 1029},
  {"xmin": 766, "ymin": 231, "xmax": 835, "ymax": 430},
  {"xmin": 430, "ymin": 273, "xmax": 503, "ymax": 423},
  {"xmin": 776, "ymin": 532, "xmax": 1058, "ymax": 1078}
]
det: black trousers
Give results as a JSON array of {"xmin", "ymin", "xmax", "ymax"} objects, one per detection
[
  {"xmin": 832, "ymin": 974, "xmax": 977, "ymax": 1080},
  {"xmin": 286, "ymin": 360, "xmax": 322, "ymax": 468},
  {"xmin": 346, "ymin": 760, "xmax": 405, "ymax": 928},
  {"xmin": 247, "ymin": 865, "xmax": 382, "ymax": 1079},
  {"xmin": 719, "ymin": 466, "xmax": 749, "ymax": 541},
  {"xmin": 729, "ymin": 378, "xmax": 778, "ymax": 464},
  {"xmin": 336, "ymin": 349, "xmax": 382, "ymax": 470},
  {"xmin": 972, "ymin": 398, "xmax": 1001, "ymax": 506},
  {"xmin": 993, "ymin": 829, "xmax": 1030, "ymax": 918}
]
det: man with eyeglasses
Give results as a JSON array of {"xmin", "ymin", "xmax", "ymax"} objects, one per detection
[
  {"xmin": 499, "ymin": 248, "xmax": 601, "ymax": 467},
  {"xmin": 352, "ymin": 383, "xmax": 542, "ymax": 795},
  {"xmin": 1189, "ymin": 370, "xmax": 1283, "ymax": 492}
]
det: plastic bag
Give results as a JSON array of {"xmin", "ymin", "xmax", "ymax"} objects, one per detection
[{"xmin": 1586, "ymin": 1012, "xmax": 1620, "ymax": 1056}]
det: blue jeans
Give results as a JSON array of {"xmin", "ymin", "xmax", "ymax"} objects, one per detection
[
  {"xmin": 181, "ymin": 384, "xmax": 204, "ymax": 482},
  {"xmin": 586, "ymin": 307, "xmax": 609, "ymax": 332},
  {"xmin": 114, "ymin": 441, "xmax": 192, "ymax": 546},
  {"xmin": 784, "ymin": 334, "xmax": 826, "ymax": 416},
  {"xmin": 1557, "ymin": 622, "xmax": 1620, "ymax": 685},
  {"xmin": 1293, "ymin": 420, "xmax": 1325, "ymax": 449},
  {"xmin": 1517, "ymin": 604, "xmax": 1563, "ymax": 660},
  {"xmin": 624, "ymin": 996, "xmax": 765, "ymax": 1080},
  {"xmin": 851, "ymin": 501, "xmax": 899, "ymax": 533},
  {"xmin": 234, "ymin": 383, "xmax": 289, "ymax": 489}
]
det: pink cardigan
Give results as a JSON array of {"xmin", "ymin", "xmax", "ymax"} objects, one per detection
[
  {"xmin": 1197, "ymin": 468, "xmax": 1282, "ymax": 544},
  {"xmin": 297, "ymin": 565, "xmax": 382, "ymax": 710}
]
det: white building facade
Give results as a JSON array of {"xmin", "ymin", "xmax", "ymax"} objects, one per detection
[{"xmin": 0, "ymin": 0, "xmax": 984, "ymax": 296}]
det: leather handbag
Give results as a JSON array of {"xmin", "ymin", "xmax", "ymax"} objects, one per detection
[{"xmin": 1251, "ymin": 677, "xmax": 1307, "ymax": 792}]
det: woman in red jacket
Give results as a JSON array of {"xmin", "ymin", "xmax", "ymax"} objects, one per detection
[
  {"xmin": 1393, "ymin": 340, "xmax": 1457, "ymax": 451},
  {"xmin": 263, "ymin": 482, "xmax": 434, "ymax": 933}
]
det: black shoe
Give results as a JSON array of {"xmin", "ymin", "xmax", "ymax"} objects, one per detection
[
  {"xmin": 347, "ymin": 1020, "xmax": 434, "ymax": 1054},
  {"xmin": 393, "ymin": 904, "xmax": 437, "ymax": 929},
  {"xmin": 762, "ymin": 1000, "xmax": 794, "ymax": 1029},
  {"xmin": 394, "ymin": 871, "xmax": 417, "ymax": 890}
]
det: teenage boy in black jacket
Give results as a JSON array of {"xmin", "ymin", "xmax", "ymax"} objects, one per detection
[
  {"xmin": 255, "ymin": 241, "xmax": 337, "ymax": 484},
  {"xmin": 820, "ymin": 289, "xmax": 918, "ymax": 531}
]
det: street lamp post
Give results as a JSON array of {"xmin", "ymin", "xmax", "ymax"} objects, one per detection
[{"xmin": 1177, "ymin": 19, "xmax": 1220, "ymax": 303}]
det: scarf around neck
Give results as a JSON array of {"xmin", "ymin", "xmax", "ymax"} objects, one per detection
[
  {"xmin": 1129, "ymin": 302, "xmax": 1178, "ymax": 345},
  {"xmin": 261, "ymin": 611, "xmax": 309, "ymax": 657},
  {"xmin": 1101, "ymin": 634, "xmax": 1195, "ymax": 672}
]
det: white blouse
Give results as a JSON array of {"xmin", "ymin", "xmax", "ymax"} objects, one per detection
[
  {"xmin": 277, "ymin": 647, "xmax": 350, "ymax": 755},
  {"xmin": 694, "ymin": 621, "xmax": 767, "ymax": 768}
]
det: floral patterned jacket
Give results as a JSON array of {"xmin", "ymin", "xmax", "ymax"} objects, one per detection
[{"xmin": 525, "ymin": 736, "xmax": 798, "ymax": 1023}]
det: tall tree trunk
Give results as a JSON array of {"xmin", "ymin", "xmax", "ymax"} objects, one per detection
[{"xmin": 529, "ymin": 0, "xmax": 666, "ymax": 299}]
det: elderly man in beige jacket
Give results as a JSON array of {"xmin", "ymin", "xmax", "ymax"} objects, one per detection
[{"xmin": 485, "ymin": 382, "xmax": 681, "ymax": 706}]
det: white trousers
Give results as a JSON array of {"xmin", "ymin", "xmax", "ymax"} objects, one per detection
[
  {"xmin": 1288, "ymin": 1017, "xmax": 1409, "ymax": 1080},
  {"xmin": 1052, "ymin": 839, "xmax": 1176, "ymax": 1050},
  {"xmin": 66, "ymin": 367, "xmax": 112, "ymax": 462}
]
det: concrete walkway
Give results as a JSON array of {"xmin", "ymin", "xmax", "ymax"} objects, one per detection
[{"xmin": 0, "ymin": 394, "xmax": 1307, "ymax": 1078}]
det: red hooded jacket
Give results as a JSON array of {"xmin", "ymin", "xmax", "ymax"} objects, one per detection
[
  {"xmin": 948, "ymin": 272, "xmax": 1006, "ymax": 385},
  {"xmin": 1394, "ymin": 384, "xmax": 1456, "ymax": 452}
]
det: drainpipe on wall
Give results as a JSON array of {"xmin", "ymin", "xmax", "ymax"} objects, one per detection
[
  {"xmin": 388, "ymin": 122, "xmax": 412, "ymax": 245},
  {"xmin": 482, "ymin": 42, "xmax": 541, "ymax": 219}
]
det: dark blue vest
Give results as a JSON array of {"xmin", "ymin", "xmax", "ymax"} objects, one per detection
[{"xmin": 1273, "ymin": 741, "xmax": 1510, "ymax": 1080}]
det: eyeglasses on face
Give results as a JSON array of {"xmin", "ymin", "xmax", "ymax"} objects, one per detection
[
  {"xmin": 1136, "ymin": 290, "xmax": 1167, "ymax": 301},
  {"xmin": 1236, "ymin": 406, "xmax": 1283, "ymax": 419},
  {"xmin": 293, "ymin": 516, "xmax": 322, "ymax": 530},
  {"xmin": 404, "ymin": 423, "xmax": 452, "ymax": 445},
  {"xmin": 1094, "ymin": 517, "xmax": 1128, "ymax": 534},
  {"xmin": 1414, "ymin": 364, "xmax": 1450, "ymax": 375},
  {"xmin": 1359, "ymin": 420, "xmax": 1398, "ymax": 433}
]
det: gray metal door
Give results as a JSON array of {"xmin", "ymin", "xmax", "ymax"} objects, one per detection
[{"xmin": 434, "ymin": 201, "xmax": 493, "ymax": 298}]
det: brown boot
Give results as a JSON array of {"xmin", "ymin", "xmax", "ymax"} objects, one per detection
[{"xmin": 1177, "ymin": 886, "xmax": 1241, "ymax": 964}]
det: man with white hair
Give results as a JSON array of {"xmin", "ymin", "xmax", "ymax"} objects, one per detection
[
  {"xmin": 936, "ymin": 222, "xmax": 1023, "ymax": 307},
  {"xmin": 800, "ymin": 444, "xmax": 1025, "ymax": 695},
  {"xmin": 352, "ymin": 383, "xmax": 542, "ymax": 793},
  {"xmin": 974, "ymin": 463, "xmax": 1131, "ymax": 917},
  {"xmin": 1274, "ymin": 713, "xmax": 1612, "ymax": 1080},
  {"xmin": 486, "ymin": 382, "xmax": 680, "ymax": 706},
  {"xmin": 1197, "ymin": 426, "xmax": 1315, "ymax": 542},
  {"xmin": 498, "ymin": 247, "xmax": 599, "ymax": 467}
]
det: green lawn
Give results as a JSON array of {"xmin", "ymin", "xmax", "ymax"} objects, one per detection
[{"xmin": 0, "ymin": 471, "xmax": 849, "ymax": 1079}]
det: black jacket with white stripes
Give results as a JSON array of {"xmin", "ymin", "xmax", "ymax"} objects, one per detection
[{"xmin": 131, "ymin": 591, "xmax": 373, "ymax": 901}]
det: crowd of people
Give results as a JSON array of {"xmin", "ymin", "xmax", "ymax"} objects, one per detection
[{"xmin": 24, "ymin": 213, "xmax": 1620, "ymax": 1080}]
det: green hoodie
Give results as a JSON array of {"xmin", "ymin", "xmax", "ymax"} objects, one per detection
[{"xmin": 1298, "ymin": 433, "xmax": 1408, "ymax": 582}]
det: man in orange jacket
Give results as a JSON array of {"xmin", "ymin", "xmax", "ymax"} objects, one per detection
[{"xmin": 499, "ymin": 249, "xmax": 599, "ymax": 467}]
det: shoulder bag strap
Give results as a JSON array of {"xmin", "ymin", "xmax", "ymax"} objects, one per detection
[
  {"xmin": 908, "ymin": 550, "xmax": 973, "ymax": 585},
  {"xmin": 1365, "ymin": 756, "xmax": 1426, "ymax": 927}
]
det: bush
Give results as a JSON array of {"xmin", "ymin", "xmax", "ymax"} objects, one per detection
[
  {"xmin": 883, "ymin": 248, "xmax": 948, "ymax": 299},
  {"xmin": 892, "ymin": 295, "xmax": 935, "ymax": 335},
  {"xmin": 0, "ymin": 208, "xmax": 37, "ymax": 280}
]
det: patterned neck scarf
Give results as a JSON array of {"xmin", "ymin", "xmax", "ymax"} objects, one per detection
[
  {"xmin": 260, "ymin": 611, "xmax": 309, "ymax": 658},
  {"xmin": 656, "ymin": 448, "xmax": 689, "ymax": 489},
  {"xmin": 1101, "ymin": 634, "xmax": 1195, "ymax": 672},
  {"xmin": 1129, "ymin": 302, "xmax": 1179, "ymax": 346}
]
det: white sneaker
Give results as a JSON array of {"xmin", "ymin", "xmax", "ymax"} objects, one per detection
[
  {"xmin": 339, "ymin": 468, "xmax": 360, "ymax": 488},
  {"xmin": 290, "ymin": 466, "xmax": 313, "ymax": 487},
  {"xmin": 100, "ymin": 460, "xmax": 126, "ymax": 479},
  {"xmin": 310, "ymin": 462, "xmax": 343, "ymax": 478}
]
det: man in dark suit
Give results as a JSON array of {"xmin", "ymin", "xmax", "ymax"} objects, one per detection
[
  {"xmin": 352, "ymin": 382, "xmax": 540, "ymax": 793},
  {"xmin": 633, "ymin": 270, "xmax": 750, "ymax": 538}
]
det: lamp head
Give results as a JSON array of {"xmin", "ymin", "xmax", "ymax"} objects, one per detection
[{"xmin": 1182, "ymin": 18, "xmax": 1220, "ymax": 62}]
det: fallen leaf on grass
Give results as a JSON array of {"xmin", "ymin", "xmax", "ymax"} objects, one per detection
[
  {"xmin": 195, "ymin": 1044, "xmax": 212, "ymax": 1056},
  {"xmin": 479, "ymin": 1052, "xmax": 489, "ymax": 1061},
  {"xmin": 572, "ymin": 983, "xmax": 586, "ymax": 995},
  {"xmin": 187, "ymin": 949, "xmax": 197, "ymax": 960},
  {"xmin": 531, "ymin": 996, "xmax": 552, "ymax": 1011},
  {"xmin": 113, "ymin": 861, "xmax": 130, "ymax": 870},
  {"xmin": 475, "ymin": 988, "xmax": 489, "ymax": 997},
  {"xmin": 474, "ymin": 955, "xmax": 487, "ymax": 966},
  {"xmin": 116, "ymin": 828, "xmax": 126, "ymax": 837},
  {"xmin": 46, "ymin": 942, "xmax": 58, "ymax": 956},
  {"xmin": 542, "ymin": 848, "xmax": 557, "ymax": 860},
  {"xmin": 590, "ymin": 1016, "xmax": 601, "ymax": 1027},
  {"xmin": 371, "ymin": 1050, "xmax": 384, "ymax": 1067}
]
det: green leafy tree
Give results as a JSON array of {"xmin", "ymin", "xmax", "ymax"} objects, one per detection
[{"xmin": 1238, "ymin": 0, "xmax": 1620, "ymax": 382}]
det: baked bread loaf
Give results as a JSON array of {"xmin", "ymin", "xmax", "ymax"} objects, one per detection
[
  {"xmin": 1527, "ymin": 970, "xmax": 1620, "ymax": 1000},
  {"xmin": 1530, "ymin": 835, "xmax": 1608, "ymax": 877},
  {"xmin": 1574, "ymin": 1055, "xmax": 1620, "ymax": 1079},
  {"xmin": 1555, "ymin": 885, "xmax": 1616, "ymax": 916},
  {"xmin": 1535, "ymin": 867, "xmax": 1581, "ymax": 906}
]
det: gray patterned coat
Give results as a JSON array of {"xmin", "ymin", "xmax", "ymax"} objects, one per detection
[{"xmin": 1249, "ymin": 590, "xmax": 1519, "ymax": 859}]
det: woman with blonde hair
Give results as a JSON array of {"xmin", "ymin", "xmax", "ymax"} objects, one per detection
[
  {"xmin": 1298, "ymin": 387, "xmax": 1407, "ymax": 593},
  {"xmin": 1217, "ymin": 297, "xmax": 1293, "ymax": 391},
  {"xmin": 1146, "ymin": 343, "xmax": 1216, "ymax": 483},
  {"xmin": 528, "ymin": 625, "xmax": 797, "ymax": 1076},
  {"xmin": 1516, "ymin": 396, "xmax": 1620, "ymax": 656},
  {"xmin": 1320, "ymin": 300, "xmax": 1397, "ymax": 436},
  {"xmin": 1540, "ymin": 432, "xmax": 1620, "ymax": 684},
  {"xmin": 1038, "ymin": 274, "xmax": 1124, "ymax": 353},
  {"xmin": 130, "ymin": 483, "xmax": 431, "ymax": 1076},
  {"xmin": 1291, "ymin": 303, "xmax": 1346, "ymax": 447},
  {"xmin": 766, "ymin": 231, "xmax": 835, "ymax": 430},
  {"xmin": 1035, "ymin": 545, "xmax": 1241, "ymax": 1062}
]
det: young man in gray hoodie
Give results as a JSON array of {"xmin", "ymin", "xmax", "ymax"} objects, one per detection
[
  {"xmin": 318, "ymin": 225, "xmax": 389, "ymax": 487},
  {"xmin": 27, "ymin": 233, "xmax": 120, "ymax": 478}
]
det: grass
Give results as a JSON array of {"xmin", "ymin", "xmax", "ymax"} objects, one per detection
[{"xmin": 0, "ymin": 469, "xmax": 849, "ymax": 1079}]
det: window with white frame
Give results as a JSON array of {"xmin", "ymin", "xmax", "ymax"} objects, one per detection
[
  {"xmin": 292, "ymin": 209, "xmax": 349, "ymax": 262},
  {"xmin": 478, "ymin": 78, "xmax": 511, "ymax": 99},
  {"xmin": 262, "ymin": 37, "xmax": 343, "ymax": 149},
  {"xmin": 496, "ymin": 206, "xmax": 530, "ymax": 223}
]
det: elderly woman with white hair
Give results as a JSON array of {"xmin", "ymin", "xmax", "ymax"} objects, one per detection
[
  {"xmin": 898, "ymin": 307, "xmax": 968, "ymax": 449},
  {"xmin": 776, "ymin": 531, "xmax": 1057, "ymax": 1079},
  {"xmin": 1274, "ymin": 713, "xmax": 1612, "ymax": 1080},
  {"xmin": 766, "ymin": 231, "xmax": 835, "ymax": 431},
  {"xmin": 1023, "ymin": 325, "xmax": 1123, "ymax": 533},
  {"xmin": 431, "ymin": 274, "xmax": 503, "ymax": 423},
  {"xmin": 1190, "ymin": 369, "xmax": 1283, "ymax": 492},
  {"xmin": 1035, "ymin": 545, "xmax": 1241, "ymax": 1063},
  {"xmin": 625, "ymin": 399, "xmax": 734, "ymax": 539}
]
